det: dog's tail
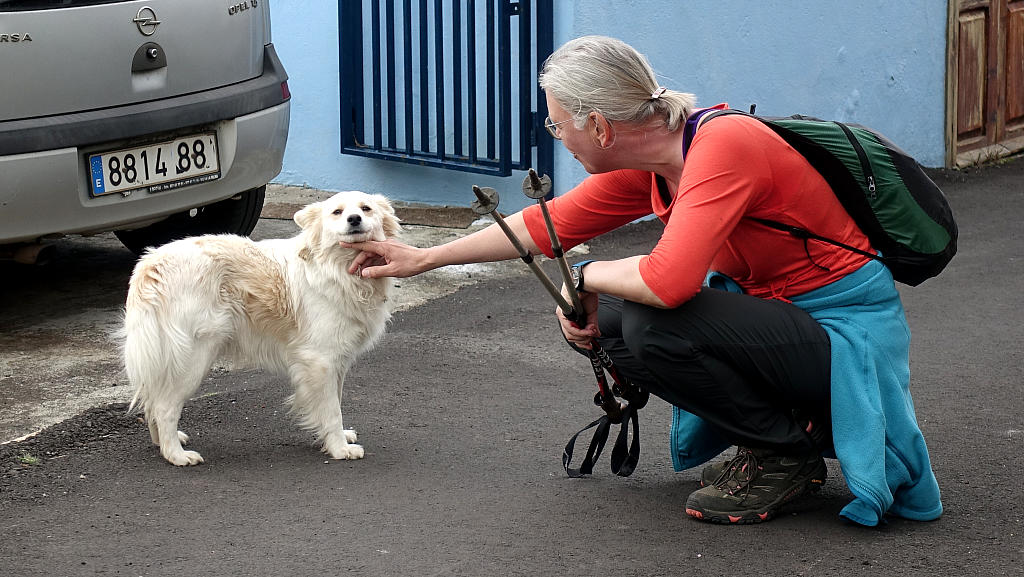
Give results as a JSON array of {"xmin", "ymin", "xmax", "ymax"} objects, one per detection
[
  {"xmin": 121, "ymin": 249, "xmax": 223, "ymax": 414},
  {"xmin": 122, "ymin": 266, "xmax": 175, "ymax": 414},
  {"xmin": 122, "ymin": 306, "xmax": 169, "ymax": 414}
]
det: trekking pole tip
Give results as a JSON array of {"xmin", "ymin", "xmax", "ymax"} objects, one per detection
[
  {"xmin": 470, "ymin": 185, "xmax": 500, "ymax": 215},
  {"xmin": 522, "ymin": 169, "xmax": 552, "ymax": 199}
]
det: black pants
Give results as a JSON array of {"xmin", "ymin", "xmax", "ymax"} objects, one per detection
[{"xmin": 594, "ymin": 289, "xmax": 832, "ymax": 453}]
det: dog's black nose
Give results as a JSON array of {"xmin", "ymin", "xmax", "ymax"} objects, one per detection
[{"xmin": 347, "ymin": 214, "xmax": 362, "ymax": 226}]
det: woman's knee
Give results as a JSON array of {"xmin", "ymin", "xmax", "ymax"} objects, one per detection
[
  {"xmin": 596, "ymin": 294, "xmax": 625, "ymax": 339},
  {"xmin": 619, "ymin": 303, "xmax": 699, "ymax": 366}
]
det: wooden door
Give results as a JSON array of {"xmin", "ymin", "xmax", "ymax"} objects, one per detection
[{"xmin": 949, "ymin": 0, "xmax": 1024, "ymax": 166}]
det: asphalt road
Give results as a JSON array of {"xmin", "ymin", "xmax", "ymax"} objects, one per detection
[{"xmin": 1, "ymin": 160, "xmax": 1022, "ymax": 576}]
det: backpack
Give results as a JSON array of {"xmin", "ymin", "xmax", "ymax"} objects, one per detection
[{"xmin": 682, "ymin": 108, "xmax": 958, "ymax": 286}]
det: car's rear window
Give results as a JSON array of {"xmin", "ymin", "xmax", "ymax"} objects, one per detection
[{"xmin": 0, "ymin": 0, "xmax": 132, "ymax": 11}]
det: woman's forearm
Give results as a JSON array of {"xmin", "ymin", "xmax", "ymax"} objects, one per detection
[
  {"xmin": 579, "ymin": 256, "xmax": 669, "ymax": 308},
  {"xmin": 438, "ymin": 218, "xmax": 667, "ymax": 308},
  {"xmin": 425, "ymin": 210, "xmax": 540, "ymax": 267}
]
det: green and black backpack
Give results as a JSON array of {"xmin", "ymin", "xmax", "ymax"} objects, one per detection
[{"xmin": 683, "ymin": 108, "xmax": 958, "ymax": 286}]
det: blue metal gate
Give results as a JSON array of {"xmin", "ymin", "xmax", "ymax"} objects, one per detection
[{"xmin": 338, "ymin": 0, "xmax": 554, "ymax": 179}]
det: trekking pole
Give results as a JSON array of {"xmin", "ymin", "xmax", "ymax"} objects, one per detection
[
  {"xmin": 469, "ymin": 176, "xmax": 645, "ymax": 478},
  {"xmin": 469, "ymin": 184, "xmax": 622, "ymax": 420},
  {"xmin": 521, "ymin": 169, "xmax": 583, "ymax": 317},
  {"xmin": 470, "ymin": 185, "xmax": 573, "ymax": 314},
  {"xmin": 520, "ymin": 169, "xmax": 636, "ymax": 416},
  {"xmin": 517, "ymin": 170, "xmax": 649, "ymax": 478}
]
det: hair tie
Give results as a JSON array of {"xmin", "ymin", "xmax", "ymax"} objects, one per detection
[{"xmin": 650, "ymin": 87, "xmax": 667, "ymax": 100}]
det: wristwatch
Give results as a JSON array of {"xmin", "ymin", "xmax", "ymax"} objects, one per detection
[{"xmin": 570, "ymin": 260, "xmax": 594, "ymax": 293}]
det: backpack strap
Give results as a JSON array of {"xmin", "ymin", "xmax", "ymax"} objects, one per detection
[
  {"xmin": 683, "ymin": 108, "xmax": 884, "ymax": 266},
  {"xmin": 749, "ymin": 217, "xmax": 884, "ymax": 264},
  {"xmin": 682, "ymin": 108, "xmax": 746, "ymax": 158}
]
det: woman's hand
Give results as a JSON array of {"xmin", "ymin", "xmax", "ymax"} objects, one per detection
[
  {"xmin": 557, "ymin": 287, "xmax": 600, "ymax": 349},
  {"xmin": 341, "ymin": 239, "xmax": 430, "ymax": 279},
  {"xmin": 340, "ymin": 211, "xmax": 538, "ymax": 280}
]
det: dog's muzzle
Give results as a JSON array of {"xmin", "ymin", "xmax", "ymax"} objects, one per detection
[{"xmin": 344, "ymin": 214, "xmax": 368, "ymax": 235}]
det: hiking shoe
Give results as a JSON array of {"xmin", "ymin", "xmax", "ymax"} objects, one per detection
[
  {"xmin": 699, "ymin": 446, "xmax": 827, "ymax": 488},
  {"xmin": 699, "ymin": 447, "xmax": 746, "ymax": 487},
  {"xmin": 685, "ymin": 448, "xmax": 827, "ymax": 524}
]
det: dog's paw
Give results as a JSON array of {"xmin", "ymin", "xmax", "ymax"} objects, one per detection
[
  {"xmin": 343, "ymin": 429, "xmax": 358, "ymax": 443},
  {"xmin": 164, "ymin": 449, "xmax": 205, "ymax": 466},
  {"xmin": 333, "ymin": 444, "xmax": 364, "ymax": 460},
  {"xmin": 149, "ymin": 427, "xmax": 191, "ymax": 447},
  {"xmin": 324, "ymin": 438, "xmax": 364, "ymax": 460}
]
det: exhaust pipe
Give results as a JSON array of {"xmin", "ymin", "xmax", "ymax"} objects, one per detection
[{"xmin": 0, "ymin": 243, "xmax": 56, "ymax": 265}]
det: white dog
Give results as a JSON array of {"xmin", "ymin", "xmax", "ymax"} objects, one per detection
[{"xmin": 120, "ymin": 190, "xmax": 399, "ymax": 466}]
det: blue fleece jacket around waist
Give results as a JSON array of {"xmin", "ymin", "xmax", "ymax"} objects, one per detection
[{"xmin": 670, "ymin": 260, "xmax": 942, "ymax": 526}]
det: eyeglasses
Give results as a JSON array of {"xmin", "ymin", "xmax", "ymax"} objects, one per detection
[{"xmin": 544, "ymin": 116, "xmax": 573, "ymax": 140}]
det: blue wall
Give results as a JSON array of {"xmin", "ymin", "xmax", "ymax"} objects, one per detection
[{"xmin": 270, "ymin": 1, "xmax": 948, "ymax": 210}]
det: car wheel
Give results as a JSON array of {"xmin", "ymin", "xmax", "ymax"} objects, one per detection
[{"xmin": 114, "ymin": 185, "xmax": 266, "ymax": 255}]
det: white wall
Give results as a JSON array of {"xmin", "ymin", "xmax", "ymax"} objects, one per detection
[{"xmin": 270, "ymin": 1, "xmax": 948, "ymax": 209}]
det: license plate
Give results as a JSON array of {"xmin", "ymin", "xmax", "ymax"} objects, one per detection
[{"xmin": 89, "ymin": 132, "xmax": 220, "ymax": 197}]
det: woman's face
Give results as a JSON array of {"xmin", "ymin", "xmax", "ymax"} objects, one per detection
[{"xmin": 545, "ymin": 93, "xmax": 616, "ymax": 174}]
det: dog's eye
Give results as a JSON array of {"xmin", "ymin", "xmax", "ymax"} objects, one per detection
[
  {"xmin": 360, "ymin": 205, "xmax": 372, "ymax": 213},
  {"xmin": 332, "ymin": 209, "xmax": 343, "ymax": 215}
]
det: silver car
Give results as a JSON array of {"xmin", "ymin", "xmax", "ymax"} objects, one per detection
[{"xmin": 0, "ymin": 0, "xmax": 290, "ymax": 260}]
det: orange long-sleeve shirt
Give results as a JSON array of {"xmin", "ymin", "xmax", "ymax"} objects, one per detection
[{"xmin": 523, "ymin": 106, "xmax": 874, "ymax": 307}]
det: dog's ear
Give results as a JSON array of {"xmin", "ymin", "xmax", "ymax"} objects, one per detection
[
  {"xmin": 295, "ymin": 201, "xmax": 325, "ymax": 260},
  {"xmin": 371, "ymin": 194, "xmax": 401, "ymax": 239},
  {"xmin": 294, "ymin": 202, "xmax": 322, "ymax": 231}
]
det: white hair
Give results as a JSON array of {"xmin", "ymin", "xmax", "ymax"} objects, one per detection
[{"xmin": 539, "ymin": 35, "xmax": 696, "ymax": 132}]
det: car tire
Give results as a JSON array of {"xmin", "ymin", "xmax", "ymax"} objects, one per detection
[{"xmin": 114, "ymin": 185, "xmax": 266, "ymax": 255}]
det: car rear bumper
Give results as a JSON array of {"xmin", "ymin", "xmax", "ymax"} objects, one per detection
[{"xmin": 0, "ymin": 45, "xmax": 290, "ymax": 244}]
